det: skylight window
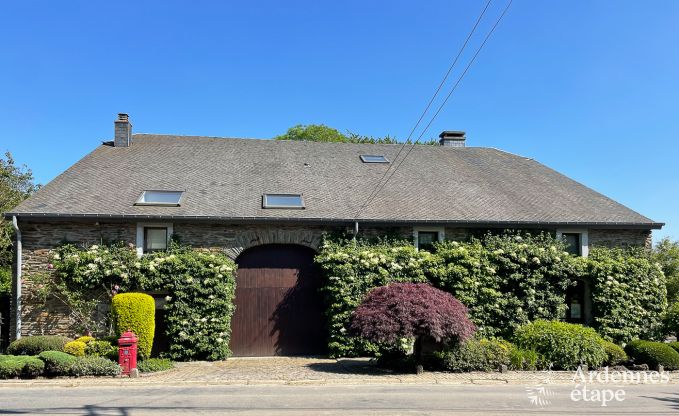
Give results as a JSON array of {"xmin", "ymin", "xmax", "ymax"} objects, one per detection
[
  {"xmin": 262, "ymin": 194, "xmax": 305, "ymax": 209},
  {"xmin": 360, "ymin": 155, "xmax": 389, "ymax": 163},
  {"xmin": 135, "ymin": 190, "xmax": 183, "ymax": 206}
]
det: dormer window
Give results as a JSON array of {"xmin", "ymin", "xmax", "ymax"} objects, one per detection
[
  {"xmin": 360, "ymin": 155, "xmax": 389, "ymax": 163},
  {"xmin": 135, "ymin": 190, "xmax": 183, "ymax": 206},
  {"xmin": 262, "ymin": 194, "xmax": 304, "ymax": 209}
]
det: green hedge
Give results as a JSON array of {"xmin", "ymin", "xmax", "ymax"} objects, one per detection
[
  {"xmin": 112, "ymin": 293, "xmax": 155, "ymax": 360},
  {"xmin": 588, "ymin": 248, "xmax": 666, "ymax": 343},
  {"xmin": 7, "ymin": 336, "xmax": 71, "ymax": 355},
  {"xmin": 0, "ymin": 355, "xmax": 45, "ymax": 379},
  {"xmin": 513, "ymin": 320, "xmax": 606, "ymax": 370},
  {"xmin": 625, "ymin": 340, "xmax": 679, "ymax": 370},
  {"xmin": 38, "ymin": 351, "xmax": 77, "ymax": 376},
  {"xmin": 600, "ymin": 340, "xmax": 628, "ymax": 366},
  {"xmin": 665, "ymin": 301, "xmax": 679, "ymax": 336},
  {"xmin": 429, "ymin": 339, "xmax": 512, "ymax": 372},
  {"xmin": 668, "ymin": 342, "xmax": 679, "ymax": 354},
  {"xmin": 64, "ymin": 340, "xmax": 87, "ymax": 357}
]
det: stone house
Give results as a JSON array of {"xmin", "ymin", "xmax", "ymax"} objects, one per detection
[{"xmin": 5, "ymin": 114, "xmax": 662, "ymax": 356}]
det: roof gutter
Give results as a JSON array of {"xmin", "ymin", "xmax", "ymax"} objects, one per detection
[
  {"xmin": 11, "ymin": 216, "xmax": 21, "ymax": 340},
  {"xmin": 3, "ymin": 212, "xmax": 664, "ymax": 230}
]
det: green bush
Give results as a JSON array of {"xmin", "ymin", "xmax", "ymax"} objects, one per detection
[
  {"xmin": 75, "ymin": 336, "xmax": 95, "ymax": 344},
  {"xmin": 7, "ymin": 335, "xmax": 71, "ymax": 355},
  {"xmin": 668, "ymin": 342, "xmax": 679, "ymax": 354},
  {"xmin": 137, "ymin": 358, "xmax": 174, "ymax": 373},
  {"xmin": 625, "ymin": 340, "xmax": 679, "ymax": 370},
  {"xmin": 600, "ymin": 340, "xmax": 628, "ymax": 366},
  {"xmin": 429, "ymin": 339, "xmax": 512, "ymax": 372},
  {"xmin": 513, "ymin": 320, "xmax": 606, "ymax": 370},
  {"xmin": 70, "ymin": 356, "xmax": 120, "ymax": 377},
  {"xmin": 64, "ymin": 340, "xmax": 87, "ymax": 357},
  {"xmin": 111, "ymin": 292, "xmax": 155, "ymax": 360},
  {"xmin": 588, "ymin": 247, "xmax": 667, "ymax": 343},
  {"xmin": 0, "ymin": 356, "xmax": 45, "ymax": 378},
  {"xmin": 664, "ymin": 301, "xmax": 679, "ymax": 336},
  {"xmin": 38, "ymin": 351, "xmax": 77, "ymax": 376},
  {"xmin": 509, "ymin": 347, "xmax": 544, "ymax": 370},
  {"xmin": 86, "ymin": 340, "xmax": 117, "ymax": 359}
]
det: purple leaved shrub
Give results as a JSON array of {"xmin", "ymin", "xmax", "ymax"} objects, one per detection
[{"xmin": 349, "ymin": 282, "xmax": 476, "ymax": 345}]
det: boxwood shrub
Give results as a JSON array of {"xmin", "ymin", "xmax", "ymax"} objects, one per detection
[
  {"xmin": 7, "ymin": 335, "xmax": 71, "ymax": 355},
  {"xmin": 111, "ymin": 293, "xmax": 155, "ymax": 359},
  {"xmin": 0, "ymin": 355, "xmax": 45, "ymax": 378},
  {"xmin": 600, "ymin": 340, "xmax": 628, "ymax": 366},
  {"xmin": 513, "ymin": 320, "xmax": 606, "ymax": 370},
  {"xmin": 38, "ymin": 351, "xmax": 77, "ymax": 376},
  {"xmin": 70, "ymin": 356, "xmax": 121, "ymax": 377},
  {"xmin": 669, "ymin": 342, "xmax": 679, "ymax": 354},
  {"xmin": 429, "ymin": 338, "xmax": 512, "ymax": 372},
  {"xmin": 86, "ymin": 340, "xmax": 117, "ymax": 359},
  {"xmin": 64, "ymin": 340, "xmax": 87, "ymax": 357},
  {"xmin": 624, "ymin": 340, "xmax": 679, "ymax": 370}
]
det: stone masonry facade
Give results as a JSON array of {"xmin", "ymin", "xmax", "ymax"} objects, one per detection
[{"xmin": 10, "ymin": 221, "xmax": 653, "ymax": 340}]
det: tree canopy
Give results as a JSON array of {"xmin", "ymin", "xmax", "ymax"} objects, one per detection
[
  {"xmin": 1, "ymin": 152, "xmax": 39, "ymax": 270},
  {"xmin": 273, "ymin": 124, "xmax": 437, "ymax": 145},
  {"xmin": 655, "ymin": 237, "xmax": 679, "ymax": 303}
]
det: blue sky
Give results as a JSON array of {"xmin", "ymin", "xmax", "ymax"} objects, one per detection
[{"xmin": 1, "ymin": 1, "xmax": 677, "ymax": 241}]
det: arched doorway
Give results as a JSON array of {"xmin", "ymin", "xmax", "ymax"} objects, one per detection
[{"xmin": 230, "ymin": 244, "xmax": 326, "ymax": 356}]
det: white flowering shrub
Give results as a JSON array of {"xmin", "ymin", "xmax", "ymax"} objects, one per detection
[
  {"xmin": 51, "ymin": 243, "xmax": 236, "ymax": 361},
  {"xmin": 588, "ymin": 247, "xmax": 666, "ymax": 343}
]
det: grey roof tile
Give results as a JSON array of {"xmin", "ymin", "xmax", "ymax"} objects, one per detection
[{"xmin": 8, "ymin": 134, "xmax": 662, "ymax": 228}]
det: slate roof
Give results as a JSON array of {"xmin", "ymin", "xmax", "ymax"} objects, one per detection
[{"xmin": 7, "ymin": 134, "xmax": 662, "ymax": 228}]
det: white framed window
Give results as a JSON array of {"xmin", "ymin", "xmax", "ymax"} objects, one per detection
[
  {"xmin": 413, "ymin": 227, "xmax": 445, "ymax": 251},
  {"xmin": 136, "ymin": 223, "xmax": 173, "ymax": 255},
  {"xmin": 556, "ymin": 229, "xmax": 589, "ymax": 257},
  {"xmin": 360, "ymin": 155, "xmax": 389, "ymax": 163},
  {"xmin": 262, "ymin": 194, "xmax": 305, "ymax": 209},
  {"xmin": 135, "ymin": 190, "xmax": 183, "ymax": 206}
]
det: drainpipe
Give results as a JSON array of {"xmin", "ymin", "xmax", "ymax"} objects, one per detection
[
  {"xmin": 353, "ymin": 221, "xmax": 359, "ymax": 241},
  {"xmin": 11, "ymin": 216, "xmax": 21, "ymax": 340}
]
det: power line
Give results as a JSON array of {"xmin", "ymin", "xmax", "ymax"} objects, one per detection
[
  {"xmin": 355, "ymin": 0, "xmax": 513, "ymax": 220},
  {"xmin": 354, "ymin": 0, "xmax": 494, "ymax": 221}
]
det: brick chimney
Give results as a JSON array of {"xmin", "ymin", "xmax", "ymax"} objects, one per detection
[
  {"xmin": 439, "ymin": 131, "xmax": 466, "ymax": 147},
  {"xmin": 114, "ymin": 113, "xmax": 132, "ymax": 147}
]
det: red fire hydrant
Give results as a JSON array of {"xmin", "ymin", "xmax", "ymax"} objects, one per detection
[{"xmin": 118, "ymin": 329, "xmax": 138, "ymax": 377}]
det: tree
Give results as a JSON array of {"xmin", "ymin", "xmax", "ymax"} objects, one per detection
[
  {"xmin": 274, "ymin": 124, "xmax": 436, "ymax": 145},
  {"xmin": 0, "ymin": 152, "xmax": 39, "ymax": 269},
  {"xmin": 349, "ymin": 282, "xmax": 476, "ymax": 363},
  {"xmin": 655, "ymin": 237, "xmax": 679, "ymax": 303}
]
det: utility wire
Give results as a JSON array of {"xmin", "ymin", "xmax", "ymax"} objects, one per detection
[
  {"xmin": 354, "ymin": 0, "xmax": 494, "ymax": 221},
  {"xmin": 355, "ymin": 0, "xmax": 513, "ymax": 220}
]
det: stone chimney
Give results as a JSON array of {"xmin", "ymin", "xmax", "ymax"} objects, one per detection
[
  {"xmin": 439, "ymin": 131, "xmax": 466, "ymax": 147},
  {"xmin": 114, "ymin": 113, "xmax": 132, "ymax": 147}
]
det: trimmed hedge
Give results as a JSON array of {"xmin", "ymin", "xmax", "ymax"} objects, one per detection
[
  {"xmin": 38, "ymin": 351, "xmax": 77, "ymax": 376},
  {"xmin": 64, "ymin": 340, "xmax": 87, "ymax": 357},
  {"xmin": 137, "ymin": 358, "xmax": 174, "ymax": 373},
  {"xmin": 0, "ymin": 356, "xmax": 45, "ymax": 379},
  {"xmin": 7, "ymin": 336, "xmax": 71, "ymax": 355},
  {"xmin": 625, "ymin": 340, "xmax": 679, "ymax": 370},
  {"xmin": 86, "ymin": 340, "xmax": 117, "ymax": 359},
  {"xmin": 513, "ymin": 320, "xmax": 606, "ymax": 370},
  {"xmin": 600, "ymin": 340, "xmax": 628, "ymax": 366},
  {"xmin": 430, "ymin": 339, "xmax": 512, "ymax": 372},
  {"xmin": 70, "ymin": 356, "xmax": 121, "ymax": 377},
  {"xmin": 112, "ymin": 293, "xmax": 155, "ymax": 360}
]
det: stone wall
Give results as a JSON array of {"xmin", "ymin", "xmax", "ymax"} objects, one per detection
[
  {"xmin": 589, "ymin": 229, "xmax": 652, "ymax": 249},
  {"xmin": 10, "ymin": 220, "xmax": 654, "ymax": 340}
]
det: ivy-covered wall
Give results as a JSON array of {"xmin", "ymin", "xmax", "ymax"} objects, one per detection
[{"xmin": 315, "ymin": 233, "xmax": 666, "ymax": 357}]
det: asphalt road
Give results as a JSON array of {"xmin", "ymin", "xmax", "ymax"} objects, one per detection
[{"xmin": 0, "ymin": 383, "xmax": 677, "ymax": 415}]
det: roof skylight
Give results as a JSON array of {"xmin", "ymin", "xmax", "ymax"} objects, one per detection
[
  {"xmin": 360, "ymin": 155, "xmax": 389, "ymax": 163},
  {"xmin": 135, "ymin": 190, "xmax": 183, "ymax": 206},
  {"xmin": 262, "ymin": 194, "xmax": 305, "ymax": 209}
]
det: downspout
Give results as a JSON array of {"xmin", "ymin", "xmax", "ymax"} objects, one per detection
[
  {"xmin": 353, "ymin": 221, "xmax": 359, "ymax": 241},
  {"xmin": 11, "ymin": 216, "xmax": 21, "ymax": 340}
]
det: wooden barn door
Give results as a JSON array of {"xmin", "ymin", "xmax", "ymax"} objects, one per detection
[{"xmin": 230, "ymin": 244, "xmax": 326, "ymax": 356}]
